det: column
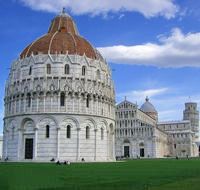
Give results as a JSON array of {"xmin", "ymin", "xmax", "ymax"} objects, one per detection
[
  {"xmin": 30, "ymin": 94, "xmax": 33, "ymax": 112},
  {"xmin": 24, "ymin": 96, "xmax": 26, "ymax": 113},
  {"xmin": 19, "ymin": 96, "xmax": 21, "ymax": 113},
  {"xmin": 36, "ymin": 94, "xmax": 39, "ymax": 112},
  {"xmin": 34, "ymin": 127, "xmax": 38, "ymax": 160},
  {"xmin": 107, "ymin": 130, "xmax": 109, "ymax": 160},
  {"xmin": 57, "ymin": 93, "xmax": 60, "ymax": 112},
  {"xmin": 50, "ymin": 94, "xmax": 53, "ymax": 112},
  {"xmin": 17, "ymin": 129, "xmax": 23, "ymax": 161},
  {"xmin": 112, "ymin": 132, "xmax": 115, "ymax": 160},
  {"xmin": 76, "ymin": 127, "xmax": 81, "ymax": 161},
  {"xmin": 94, "ymin": 129, "xmax": 98, "ymax": 161},
  {"xmin": 56, "ymin": 127, "xmax": 60, "ymax": 159},
  {"xmin": 44, "ymin": 94, "xmax": 46, "ymax": 112}
]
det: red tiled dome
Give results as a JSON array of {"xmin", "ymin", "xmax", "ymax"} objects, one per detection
[{"xmin": 20, "ymin": 11, "xmax": 97, "ymax": 59}]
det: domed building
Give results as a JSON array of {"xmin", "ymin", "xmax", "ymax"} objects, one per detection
[
  {"xmin": 3, "ymin": 10, "xmax": 115, "ymax": 162},
  {"xmin": 140, "ymin": 97, "xmax": 158, "ymax": 121}
]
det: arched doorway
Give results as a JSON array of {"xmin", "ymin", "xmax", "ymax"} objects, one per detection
[
  {"xmin": 139, "ymin": 142, "xmax": 145, "ymax": 157},
  {"xmin": 123, "ymin": 139, "xmax": 130, "ymax": 158},
  {"xmin": 21, "ymin": 118, "xmax": 35, "ymax": 160}
]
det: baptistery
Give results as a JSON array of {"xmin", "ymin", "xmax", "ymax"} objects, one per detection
[{"xmin": 3, "ymin": 10, "xmax": 115, "ymax": 162}]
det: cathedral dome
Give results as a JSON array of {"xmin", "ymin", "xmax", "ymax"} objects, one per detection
[
  {"xmin": 20, "ymin": 10, "xmax": 97, "ymax": 59},
  {"xmin": 140, "ymin": 97, "xmax": 157, "ymax": 113}
]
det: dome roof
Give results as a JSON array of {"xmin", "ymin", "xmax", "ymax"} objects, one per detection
[
  {"xmin": 140, "ymin": 97, "xmax": 157, "ymax": 113},
  {"xmin": 20, "ymin": 9, "xmax": 98, "ymax": 59}
]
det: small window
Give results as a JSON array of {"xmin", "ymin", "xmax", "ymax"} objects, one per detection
[
  {"xmin": 47, "ymin": 64, "xmax": 51, "ymax": 74},
  {"xmin": 174, "ymin": 144, "xmax": 176, "ymax": 149},
  {"xmin": 29, "ymin": 66, "xmax": 32, "ymax": 75},
  {"xmin": 82, "ymin": 66, "xmax": 86, "ymax": 76},
  {"xmin": 66, "ymin": 125, "xmax": 71, "ymax": 138},
  {"xmin": 65, "ymin": 64, "xmax": 70, "ymax": 74},
  {"xmin": 86, "ymin": 126, "xmax": 90, "ymax": 139},
  {"xmin": 101, "ymin": 128, "xmax": 104, "ymax": 140},
  {"xmin": 86, "ymin": 95, "xmax": 90, "ymax": 108},
  {"xmin": 60, "ymin": 92, "xmax": 65, "ymax": 107},
  {"xmin": 46, "ymin": 125, "xmax": 50, "ymax": 138}
]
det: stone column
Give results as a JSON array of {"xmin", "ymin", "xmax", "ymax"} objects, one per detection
[
  {"xmin": 56, "ymin": 127, "xmax": 61, "ymax": 159},
  {"xmin": 112, "ymin": 131, "xmax": 115, "ymax": 160},
  {"xmin": 30, "ymin": 94, "xmax": 33, "ymax": 112},
  {"xmin": 94, "ymin": 129, "xmax": 98, "ymax": 161},
  {"xmin": 19, "ymin": 96, "xmax": 21, "ymax": 113},
  {"xmin": 76, "ymin": 127, "xmax": 81, "ymax": 161},
  {"xmin": 57, "ymin": 93, "xmax": 60, "ymax": 112},
  {"xmin": 107, "ymin": 130, "xmax": 109, "ymax": 160},
  {"xmin": 43, "ymin": 94, "xmax": 46, "ymax": 112},
  {"xmin": 17, "ymin": 129, "xmax": 23, "ymax": 161},
  {"xmin": 3, "ymin": 130, "xmax": 8, "ymax": 159},
  {"xmin": 34, "ymin": 127, "xmax": 38, "ymax": 160},
  {"xmin": 36, "ymin": 94, "xmax": 39, "ymax": 112},
  {"xmin": 24, "ymin": 96, "xmax": 26, "ymax": 113}
]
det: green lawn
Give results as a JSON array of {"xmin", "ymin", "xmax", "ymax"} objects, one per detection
[{"xmin": 1, "ymin": 159, "xmax": 200, "ymax": 190}]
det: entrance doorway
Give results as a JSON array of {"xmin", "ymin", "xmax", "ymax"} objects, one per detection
[
  {"xmin": 25, "ymin": 138, "xmax": 33, "ymax": 159},
  {"xmin": 140, "ymin": 148, "xmax": 144, "ymax": 157},
  {"xmin": 124, "ymin": 146, "xmax": 130, "ymax": 157}
]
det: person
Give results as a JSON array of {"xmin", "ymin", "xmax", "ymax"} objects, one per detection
[
  {"xmin": 67, "ymin": 161, "xmax": 71, "ymax": 165},
  {"xmin": 81, "ymin": 158, "xmax": 85, "ymax": 162},
  {"xmin": 56, "ymin": 160, "xmax": 61, "ymax": 165},
  {"xmin": 50, "ymin": 158, "xmax": 55, "ymax": 162}
]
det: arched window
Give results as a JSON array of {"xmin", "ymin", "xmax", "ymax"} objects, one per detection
[
  {"xmin": 27, "ymin": 94, "xmax": 31, "ymax": 107},
  {"xmin": 96, "ymin": 69, "xmax": 100, "ymax": 80},
  {"xmin": 29, "ymin": 66, "xmax": 32, "ymax": 75},
  {"xmin": 86, "ymin": 126, "xmax": 90, "ymax": 139},
  {"xmin": 65, "ymin": 64, "xmax": 70, "ymax": 74},
  {"xmin": 101, "ymin": 128, "xmax": 104, "ymax": 140},
  {"xmin": 82, "ymin": 66, "xmax": 86, "ymax": 76},
  {"xmin": 60, "ymin": 92, "xmax": 65, "ymax": 107},
  {"xmin": 46, "ymin": 125, "xmax": 50, "ymax": 138},
  {"xmin": 86, "ymin": 95, "xmax": 90, "ymax": 108},
  {"xmin": 66, "ymin": 125, "xmax": 71, "ymax": 139},
  {"xmin": 47, "ymin": 64, "xmax": 51, "ymax": 74}
]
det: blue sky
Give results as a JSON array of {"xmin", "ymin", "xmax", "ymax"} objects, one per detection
[{"xmin": 1, "ymin": 0, "xmax": 200, "ymax": 134}]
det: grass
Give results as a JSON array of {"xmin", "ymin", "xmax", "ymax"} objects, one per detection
[{"xmin": 1, "ymin": 159, "xmax": 200, "ymax": 190}]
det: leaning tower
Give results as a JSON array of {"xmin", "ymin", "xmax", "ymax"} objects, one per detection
[{"xmin": 183, "ymin": 102, "xmax": 199, "ymax": 134}]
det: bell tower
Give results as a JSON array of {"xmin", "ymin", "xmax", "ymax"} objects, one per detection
[{"xmin": 183, "ymin": 102, "xmax": 199, "ymax": 134}]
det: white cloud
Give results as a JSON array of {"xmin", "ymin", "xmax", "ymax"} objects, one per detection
[
  {"xmin": 18, "ymin": 0, "xmax": 178, "ymax": 19},
  {"xmin": 117, "ymin": 87, "xmax": 168, "ymax": 103},
  {"xmin": 98, "ymin": 28, "xmax": 200, "ymax": 68}
]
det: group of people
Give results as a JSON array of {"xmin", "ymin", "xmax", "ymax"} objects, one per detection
[
  {"xmin": 50, "ymin": 157, "xmax": 86, "ymax": 165},
  {"xmin": 50, "ymin": 158, "xmax": 71, "ymax": 165}
]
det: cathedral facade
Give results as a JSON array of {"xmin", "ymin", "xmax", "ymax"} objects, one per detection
[
  {"xmin": 3, "ymin": 11, "xmax": 115, "ymax": 162},
  {"xmin": 115, "ymin": 98, "xmax": 199, "ymax": 158}
]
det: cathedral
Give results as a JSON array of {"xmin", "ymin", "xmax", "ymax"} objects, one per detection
[
  {"xmin": 115, "ymin": 97, "xmax": 199, "ymax": 158},
  {"xmin": 2, "ymin": 10, "xmax": 115, "ymax": 162},
  {"xmin": 2, "ymin": 10, "xmax": 200, "ymax": 162}
]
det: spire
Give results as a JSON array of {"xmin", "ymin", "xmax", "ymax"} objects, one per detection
[
  {"xmin": 62, "ymin": 7, "xmax": 65, "ymax": 14},
  {"xmin": 60, "ymin": 7, "xmax": 70, "ymax": 17},
  {"xmin": 125, "ymin": 96, "xmax": 127, "ymax": 101},
  {"xmin": 145, "ymin": 96, "xmax": 149, "ymax": 102}
]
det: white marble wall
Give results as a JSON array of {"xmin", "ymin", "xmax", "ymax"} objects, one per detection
[{"xmin": 3, "ymin": 115, "xmax": 115, "ymax": 162}]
